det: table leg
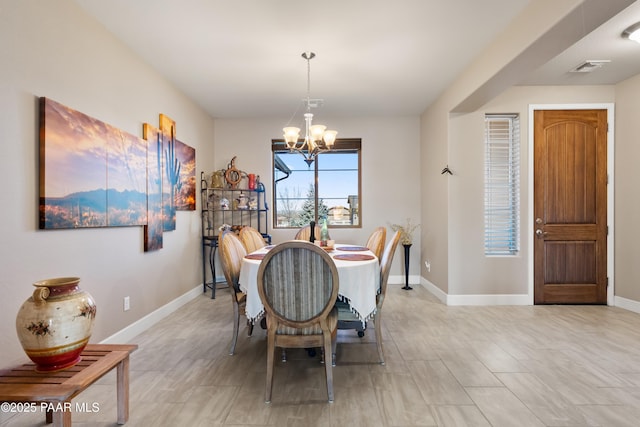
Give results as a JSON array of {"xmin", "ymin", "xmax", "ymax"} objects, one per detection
[
  {"xmin": 51, "ymin": 403, "xmax": 72, "ymax": 427},
  {"xmin": 116, "ymin": 356, "xmax": 130, "ymax": 424}
]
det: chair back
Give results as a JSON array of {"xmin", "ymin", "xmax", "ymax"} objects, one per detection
[
  {"xmin": 294, "ymin": 224, "xmax": 325, "ymax": 241},
  {"xmin": 239, "ymin": 226, "xmax": 267, "ymax": 253},
  {"xmin": 377, "ymin": 230, "xmax": 402, "ymax": 307},
  {"xmin": 257, "ymin": 240, "xmax": 339, "ymax": 332},
  {"xmin": 219, "ymin": 230, "xmax": 247, "ymax": 293},
  {"xmin": 365, "ymin": 226, "xmax": 386, "ymax": 260}
]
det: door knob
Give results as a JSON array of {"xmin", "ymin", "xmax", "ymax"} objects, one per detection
[{"xmin": 535, "ymin": 229, "xmax": 545, "ymax": 237}]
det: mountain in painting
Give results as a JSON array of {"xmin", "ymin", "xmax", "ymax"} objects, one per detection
[{"xmin": 41, "ymin": 189, "xmax": 147, "ymax": 228}]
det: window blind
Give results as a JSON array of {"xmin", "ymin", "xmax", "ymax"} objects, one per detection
[{"xmin": 484, "ymin": 114, "xmax": 520, "ymax": 255}]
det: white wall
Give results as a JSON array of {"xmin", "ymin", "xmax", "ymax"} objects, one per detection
[
  {"xmin": 419, "ymin": 0, "xmax": 622, "ymax": 301},
  {"xmin": 212, "ymin": 117, "xmax": 422, "ymax": 279},
  {"xmin": 0, "ymin": 0, "xmax": 216, "ymax": 366},
  {"xmin": 447, "ymin": 85, "xmax": 615, "ymax": 299},
  {"xmin": 614, "ymin": 73, "xmax": 640, "ymax": 303}
]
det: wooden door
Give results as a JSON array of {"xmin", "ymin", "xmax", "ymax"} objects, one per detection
[{"xmin": 533, "ymin": 109, "xmax": 607, "ymax": 304}]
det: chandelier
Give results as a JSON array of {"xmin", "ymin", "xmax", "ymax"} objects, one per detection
[{"xmin": 283, "ymin": 52, "xmax": 337, "ymax": 167}]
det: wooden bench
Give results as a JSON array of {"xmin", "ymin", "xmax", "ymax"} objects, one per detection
[{"xmin": 0, "ymin": 343, "xmax": 137, "ymax": 426}]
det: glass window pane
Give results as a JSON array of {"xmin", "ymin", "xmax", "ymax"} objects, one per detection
[
  {"xmin": 274, "ymin": 153, "xmax": 314, "ymax": 227},
  {"xmin": 273, "ymin": 140, "xmax": 361, "ymax": 228},
  {"xmin": 318, "ymin": 169, "xmax": 358, "ymax": 225}
]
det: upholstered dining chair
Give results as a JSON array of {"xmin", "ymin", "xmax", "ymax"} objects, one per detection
[
  {"xmin": 257, "ymin": 240, "xmax": 340, "ymax": 403},
  {"xmin": 294, "ymin": 224, "xmax": 325, "ymax": 241},
  {"xmin": 365, "ymin": 226, "xmax": 387, "ymax": 261},
  {"xmin": 218, "ymin": 230, "xmax": 253, "ymax": 355},
  {"xmin": 239, "ymin": 226, "xmax": 267, "ymax": 253},
  {"xmin": 335, "ymin": 230, "xmax": 401, "ymax": 365}
]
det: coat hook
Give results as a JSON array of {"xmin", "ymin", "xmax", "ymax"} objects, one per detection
[{"xmin": 441, "ymin": 165, "xmax": 453, "ymax": 175}]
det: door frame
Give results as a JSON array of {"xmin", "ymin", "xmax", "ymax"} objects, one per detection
[{"xmin": 527, "ymin": 103, "xmax": 615, "ymax": 305}]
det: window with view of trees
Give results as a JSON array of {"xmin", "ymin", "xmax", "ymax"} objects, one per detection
[{"xmin": 272, "ymin": 138, "xmax": 361, "ymax": 228}]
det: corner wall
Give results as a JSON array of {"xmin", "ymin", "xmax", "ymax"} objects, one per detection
[{"xmin": 212, "ymin": 117, "xmax": 422, "ymax": 278}]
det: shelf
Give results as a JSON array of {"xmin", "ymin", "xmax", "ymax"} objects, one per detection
[{"xmin": 200, "ymin": 170, "xmax": 269, "ymax": 298}]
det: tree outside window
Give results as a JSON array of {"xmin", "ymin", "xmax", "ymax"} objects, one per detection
[{"xmin": 272, "ymin": 139, "xmax": 361, "ymax": 228}]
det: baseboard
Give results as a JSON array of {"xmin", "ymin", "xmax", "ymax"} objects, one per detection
[
  {"xmin": 419, "ymin": 277, "xmax": 448, "ymax": 304},
  {"xmin": 388, "ymin": 274, "xmax": 421, "ymax": 286},
  {"xmin": 445, "ymin": 293, "xmax": 530, "ymax": 306},
  {"xmin": 418, "ymin": 277, "xmax": 530, "ymax": 305},
  {"xmin": 614, "ymin": 295, "xmax": 640, "ymax": 314},
  {"xmin": 101, "ymin": 285, "xmax": 203, "ymax": 344},
  {"xmin": 394, "ymin": 274, "xmax": 640, "ymax": 310},
  {"xmin": 419, "ymin": 278, "xmax": 640, "ymax": 310}
]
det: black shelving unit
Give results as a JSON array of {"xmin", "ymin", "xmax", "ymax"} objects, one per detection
[{"xmin": 200, "ymin": 171, "xmax": 270, "ymax": 298}]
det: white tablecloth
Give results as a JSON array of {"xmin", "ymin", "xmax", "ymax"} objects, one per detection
[{"xmin": 239, "ymin": 243, "xmax": 380, "ymax": 324}]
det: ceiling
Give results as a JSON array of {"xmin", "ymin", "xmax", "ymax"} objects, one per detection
[
  {"xmin": 521, "ymin": 0, "xmax": 640, "ymax": 86},
  {"xmin": 74, "ymin": 0, "xmax": 640, "ymax": 119}
]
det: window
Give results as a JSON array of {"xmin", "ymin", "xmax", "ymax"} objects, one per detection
[
  {"xmin": 484, "ymin": 114, "xmax": 520, "ymax": 255},
  {"xmin": 272, "ymin": 138, "xmax": 361, "ymax": 228}
]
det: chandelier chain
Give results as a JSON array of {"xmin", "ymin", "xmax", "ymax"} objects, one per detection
[
  {"xmin": 282, "ymin": 51, "xmax": 337, "ymax": 167},
  {"xmin": 306, "ymin": 53, "xmax": 311, "ymax": 110}
]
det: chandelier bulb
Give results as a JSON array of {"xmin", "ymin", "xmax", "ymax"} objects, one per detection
[{"xmin": 324, "ymin": 130, "xmax": 338, "ymax": 146}]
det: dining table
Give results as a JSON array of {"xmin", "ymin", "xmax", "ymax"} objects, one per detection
[{"xmin": 239, "ymin": 243, "xmax": 381, "ymax": 325}]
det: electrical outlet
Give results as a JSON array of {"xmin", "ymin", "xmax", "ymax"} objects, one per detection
[
  {"xmin": 123, "ymin": 296, "xmax": 130, "ymax": 311},
  {"xmin": 425, "ymin": 260, "xmax": 431, "ymax": 273}
]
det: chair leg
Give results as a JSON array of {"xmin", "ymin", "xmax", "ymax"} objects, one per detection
[
  {"xmin": 323, "ymin": 332, "xmax": 334, "ymax": 402},
  {"xmin": 357, "ymin": 322, "xmax": 366, "ymax": 338},
  {"xmin": 331, "ymin": 329, "xmax": 337, "ymax": 367},
  {"xmin": 265, "ymin": 329, "xmax": 276, "ymax": 404},
  {"xmin": 230, "ymin": 302, "xmax": 240, "ymax": 355},
  {"xmin": 374, "ymin": 312, "xmax": 385, "ymax": 365},
  {"xmin": 247, "ymin": 320, "xmax": 254, "ymax": 337}
]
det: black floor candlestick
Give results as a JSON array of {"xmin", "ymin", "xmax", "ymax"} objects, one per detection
[{"xmin": 402, "ymin": 243, "xmax": 413, "ymax": 290}]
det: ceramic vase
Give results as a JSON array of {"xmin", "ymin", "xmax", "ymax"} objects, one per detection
[{"xmin": 15, "ymin": 277, "xmax": 96, "ymax": 372}]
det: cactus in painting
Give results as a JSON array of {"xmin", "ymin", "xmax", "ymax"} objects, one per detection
[{"xmin": 165, "ymin": 126, "xmax": 182, "ymax": 208}]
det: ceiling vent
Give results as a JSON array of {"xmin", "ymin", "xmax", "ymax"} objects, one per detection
[{"xmin": 570, "ymin": 60, "xmax": 611, "ymax": 73}]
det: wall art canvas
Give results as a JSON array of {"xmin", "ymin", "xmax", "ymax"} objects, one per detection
[
  {"xmin": 174, "ymin": 139, "xmax": 196, "ymax": 211},
  {"xmin": 143, "ymin": 123, "xmax": 163, "ymax": 251},
  {"xmin": 39, "ymin": 98, "xmax": 148, "ymax": 229},
  {"xmin": 160, "ymin": 114, "xmax": 177, "ymax": 231}
]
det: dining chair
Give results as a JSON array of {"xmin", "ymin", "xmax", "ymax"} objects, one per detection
[
  {"xmin": 239, "ymin": 226, "xmax": 267, "ymax": 253},
  {"xmin": 294, "ymin": 224, "xmax": 325, "ymax": 241},
  {"xmin": 218, "ymin": 230, "xmax": 254, "ymax": 355},
  {"xmin": 365, "ymin": 226, "xmax": 386, "ymax": 261},
  {"xmin": 257, "ymin": 240, "xmax": 340, "ymax": 403},
  {"xmin": 335, "ymin": 230, "xmax": 401, "ymax": 365}
]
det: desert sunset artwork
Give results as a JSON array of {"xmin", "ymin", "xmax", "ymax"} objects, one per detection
[{"xmin": 39, "ymin": 97, "xmax": 147, "ymax": 229}]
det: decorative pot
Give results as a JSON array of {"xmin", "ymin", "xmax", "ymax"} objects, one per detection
[
  {"xmin": 247, "ymin": 173, "xmax": 256, "ymax": 190},
  {"xmin": 15, "ymin": 277, "xmax": 96, "ymax": 372},
  {"xmin": 211, "ymin": 170, "xmax": 225, "ymax": 189}
]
